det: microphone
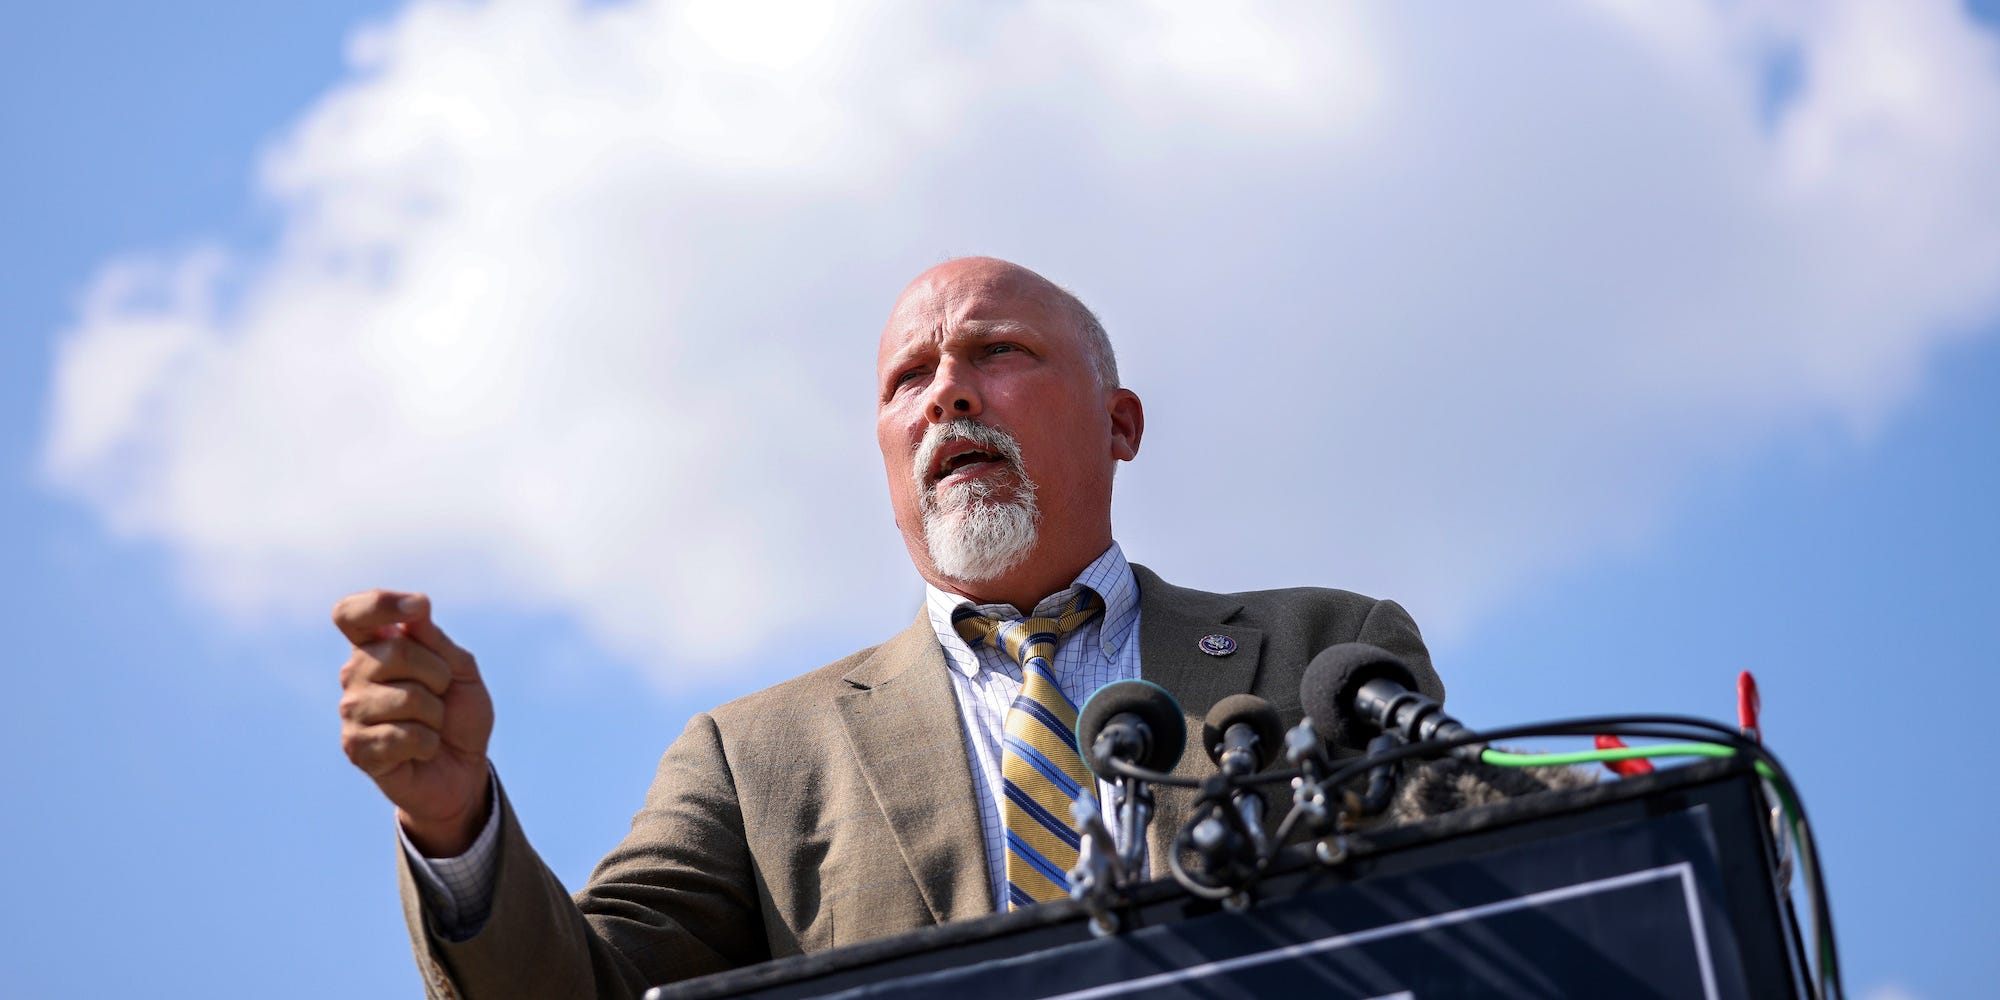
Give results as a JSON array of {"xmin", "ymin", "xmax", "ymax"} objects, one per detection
[
  {"xmin": 1300, "ymin": 643, "xmax": 1475, "ymax": 756},
  {"xmin": 1200, "ymin": 694, "xmax": 1285, "ymax": 865},
  {"xmin": 1077, "ymin": 679, "xmax": 1186, "ymax": 779},
  {"xmin": 1202, "ymin": 694, "xmax": 1285, "ymax": 778}
]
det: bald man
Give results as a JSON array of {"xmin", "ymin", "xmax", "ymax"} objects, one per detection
[{"xmin": 335, "ymin": 258, "xmax": 1562, "ymax": 999}]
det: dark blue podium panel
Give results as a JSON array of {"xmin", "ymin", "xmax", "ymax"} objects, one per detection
[
  {"xmin": 651, "ymin": 762, "xmax": 1805, "ymax": 1000},
  {"xmin": 810, "ymin": 812, "xmax": 1737, "ymax": 1000}
]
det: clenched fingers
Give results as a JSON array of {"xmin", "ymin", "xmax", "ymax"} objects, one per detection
[
  {"xmin": 341, "ymin": 721, "xmax": 442, "ymax": 777},
  {"xmin": 338, "ymin": 679, "xmax": 446, "ymax": 731},
  {"xmin": 340, "ymin": 634, "xmax": 452, "ymax": 696}
]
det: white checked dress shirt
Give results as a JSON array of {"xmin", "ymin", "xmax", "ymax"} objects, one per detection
[{"xmin": 404, "ymin": 541, "xmax": 1144, "ymax": 934}]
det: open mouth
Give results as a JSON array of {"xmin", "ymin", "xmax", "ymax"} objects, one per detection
[{"xmin": 930, "ymin": 441, "xmax": 1007, "ymax": 484}]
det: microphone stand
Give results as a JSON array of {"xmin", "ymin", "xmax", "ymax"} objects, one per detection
[
  {"xmin": 1215, "ymin": 748, "xmax": 1270, "ymax": 866},
  {"xmin": 1069, "ymin": 741, "xmax": 1168, "ymax": 936},
  {"xmin": 1176, "ymin": 777, "xmax": 1258, "ymax": 905},
  {"xmin": 1282, "ymin": 719, "xmax": 1337, "ymax": 840},
  {"xmin": 1114, "ymin": 773, "xmax": 1154, "ymax": 876},
  {"xmin": 1067, "ymin": 792, "xmax": 1126, "ymax": 937}
]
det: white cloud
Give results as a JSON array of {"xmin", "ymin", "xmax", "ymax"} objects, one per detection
[{"xmin": 41, "ymin": 0, "xmax": 2000, "ymax": 688}]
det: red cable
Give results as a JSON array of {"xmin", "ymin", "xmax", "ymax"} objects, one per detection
[
  {"xmin": 1737, "ymin": 670, "xmax": 1762, "ymax": 743},
  {"xmin": 1594, "ymin": 734, "xmax": 1655, "ymax": 776}
]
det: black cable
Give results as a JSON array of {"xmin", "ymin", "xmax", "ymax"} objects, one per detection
[
  {"xmin": 1316, "ymin": 719, "xmax": 1760, "ymax": 793},
  {"xmin": 1732, "ymin": 740, "xmax": 1841, "ymax": 1000},
  {"xmin": 1103, "ymin": 754, "xmax": 1201, "ymax": 787}
]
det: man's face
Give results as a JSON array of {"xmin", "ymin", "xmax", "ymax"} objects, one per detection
[{"xmin": 875, "ymin": 259, "xmax": 1138, "ymax": 592}]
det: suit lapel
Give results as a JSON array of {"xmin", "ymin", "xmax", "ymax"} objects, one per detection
[
  {"xmin": 1131, "ymin": 564, "xmax": 1264, "ymax": 867},
  {"xmin": 835, "ymin": 612, "xmax": 992, "ymax": 924}
]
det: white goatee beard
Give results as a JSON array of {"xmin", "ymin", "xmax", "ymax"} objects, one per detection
[{"xmin": 915, "ymin": 421, "xmax": 1040, "ymax": 583}]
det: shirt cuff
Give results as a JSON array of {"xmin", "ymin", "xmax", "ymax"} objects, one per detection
[{"xmin": 399, "ymin": 772, "xmax": 502, "ymax": 942}]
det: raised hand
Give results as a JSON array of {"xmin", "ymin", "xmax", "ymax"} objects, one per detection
[{"xmin": 335, "ymin": 590, "xmax": 494, "ymax": 857}]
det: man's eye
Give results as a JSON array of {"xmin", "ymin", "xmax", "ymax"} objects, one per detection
[
  {"xmin": 988, "ymin": 343, "xmax": 1018, "ymax": 355},
  {"xmin": 894, "ymin": 368, "xmax": 925, "ymax": 386}
]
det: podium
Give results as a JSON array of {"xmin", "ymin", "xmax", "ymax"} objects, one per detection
[{"xmin": 646, "ymin": 758, "xmax": 1808, "ymax": 1000}]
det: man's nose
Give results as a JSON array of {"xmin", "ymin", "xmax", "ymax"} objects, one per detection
[{"xmin": 925, "ymin": 359, "xmax": 982, "ymax": 423}]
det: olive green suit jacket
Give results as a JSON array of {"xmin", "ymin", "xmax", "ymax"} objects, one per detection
[{"xmin": 395, "ymin": 567, "xmax": 1442, "ymax": 999}]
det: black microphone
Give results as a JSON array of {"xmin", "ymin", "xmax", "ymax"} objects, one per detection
[
  {"xmin": 1300, "ymin": 643, "xmax": 1474, "ymax": 756},
  {"xmin": 1077, "ymin": 680, "xmax": 1186, "ymax": 780},
  {"xmin": 1201, "ymin": 694, "xmax": 1285, "ymax": 778},
  {"xmin": 1200, "ymin": 693, "xmax": 1285, "ymax": 865}
]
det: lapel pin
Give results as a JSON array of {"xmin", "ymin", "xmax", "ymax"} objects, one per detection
[{"xmin": 1197, "ymin": 634, "xmax": 1237, "ymax": 657}]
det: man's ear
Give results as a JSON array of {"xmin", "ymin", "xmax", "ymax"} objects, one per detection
[{"xmin": 1107, "ymin": 388, "xmax": 1144, "ymax": 462}]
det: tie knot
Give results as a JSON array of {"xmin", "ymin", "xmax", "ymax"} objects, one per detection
[{"xmin": 951, "ymin": 587, "xmax": 1104, "ymax": 669}]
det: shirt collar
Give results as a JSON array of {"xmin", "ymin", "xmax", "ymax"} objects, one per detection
[{"xmin": 924, "ymin": 542, "xmax": 1139, "ymax": 678}]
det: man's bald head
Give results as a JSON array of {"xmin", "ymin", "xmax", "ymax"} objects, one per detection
[
  {"xmin": 873, "ymin": 256, "xmax": 1145, "ymax": 608},
  {"xmin": 887, "ymin": 257, "xmax": 1120, "ymax": 389}
]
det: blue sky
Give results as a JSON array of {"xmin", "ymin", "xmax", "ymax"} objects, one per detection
[{"xmin": 3, "ymin": 2, "xmax": 1997, "ymax": 998}]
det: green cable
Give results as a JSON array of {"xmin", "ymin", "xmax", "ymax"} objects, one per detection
[
  {"xmin": 1481, "ymin": 743, "xmax": 1778, "ymax": 783},
  {"xmin": 1481, "ymin": 743, "xmax": 1733, "ymax": 767}
]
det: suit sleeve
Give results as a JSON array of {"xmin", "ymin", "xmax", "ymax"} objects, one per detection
[
  {"xmin": 1354, "ymin": 598, "xmax": 1438, "ymax": 700},
  {"xmin": 396, "ymin": 713, "xmax": 765, "ymax": 999}
]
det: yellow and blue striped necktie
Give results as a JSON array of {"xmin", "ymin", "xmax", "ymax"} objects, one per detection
[{"xmin": 953, "ymin": 588, "xmax": 1105, "ymax": 909}]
